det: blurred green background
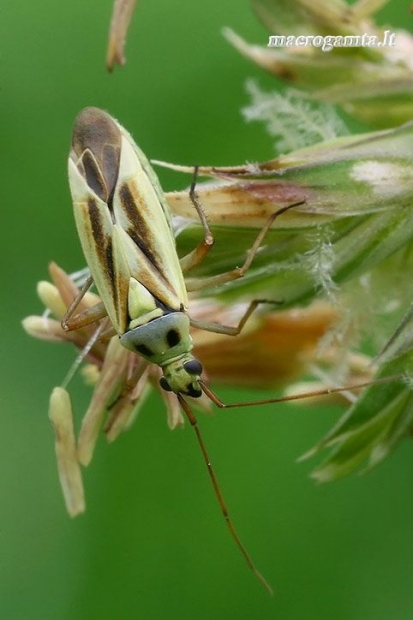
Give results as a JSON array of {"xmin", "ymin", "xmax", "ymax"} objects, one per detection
[{"xmin": 2, "ymin": 1, "xmax": 413, "ymax": 618}]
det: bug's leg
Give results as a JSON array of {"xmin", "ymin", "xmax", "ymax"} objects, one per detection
[
  {"xmin": 61, "ymin": 274, "xmax": 109, "ymax": 332},
  {"xmin": 190, "ymin": 299, "xmax": 281, "ymax": 336},
  {"xmin": 99, "ymin": 324, "xmax": 118, "ymax": 341},
  {"xmin": 115, "ymin": 357, "xmax": 149, "ymax": 399},
  {"xmin": 61, "ymin": 274, "xmax": 94, "ymax": 329},
  {"xmin": 199, "ymin": 374, "xmax": 405, "ymax": 409},
  {"xmin": 62, "ymin": 302, "xmax": 108, "ymax": 332},
  {"xmin": 104, "ymin": 359, "xmax": 150, "ymax": 436},
  {"xmin": 62, "ymin": 321, "xmax": 109, "ymax": 388},
  {"xmin": 177, "ymin": 394, "xmax": 273, "ymax": 595},
  {"xmin": 179, "ymin": 167, "xmax": 215, "ymax": 274},
  {"xmin": 186, "ymin": 201, "xmax": 305, "ymax": 292}
]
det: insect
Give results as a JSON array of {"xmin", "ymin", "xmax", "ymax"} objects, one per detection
[{"xmin": 63, "ymin": 107, "xmax": 398, "ymax": 593}]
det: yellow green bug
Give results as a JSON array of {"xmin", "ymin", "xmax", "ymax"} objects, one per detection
[{"xmin": 63, "ymin": 107, "xmax": 395, "ymax": 593}]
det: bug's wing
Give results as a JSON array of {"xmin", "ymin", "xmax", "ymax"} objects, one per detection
[
  {"xmin": 68, "ymin": 155, "xmax": 129, "ymax": 334},
  {"xmin": 111, "ymin": 131, "xmax": 188, "ymax": 305},
  {"xmin": 68, "ymin": 108, "xmax": 188, "ymax": 334}
]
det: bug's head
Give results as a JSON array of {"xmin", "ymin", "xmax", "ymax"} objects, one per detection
[{"xmin": 159, "ymin": 356, "xmax": 203, "ymax": 397}]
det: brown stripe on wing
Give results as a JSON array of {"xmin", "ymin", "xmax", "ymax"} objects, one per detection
[
  {"xmin": 87, "ymin": 197, "xmax": 118, "ymax": 310},
  {"xmin": 117, "ymin": 181, "xmax": 184, "ymax": 310},
  {"xmin": 118, "ymin": 182, "xmax": 166, "ymax": 275}
]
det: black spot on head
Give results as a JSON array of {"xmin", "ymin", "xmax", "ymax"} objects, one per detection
[
  {"xmin": 166, "ymin": 329, "xmax": 181, "ymax": 348},
  {"xmin": 184, "ymin": 359, "xmax": 203, "ymax": 376},
  {"xmin": 159, "ymin": 377, "xmax": 172, "ymax": 392},
  {"xmin": 135, "ymin": 343, "xmax": 153, "ymax": 358}
]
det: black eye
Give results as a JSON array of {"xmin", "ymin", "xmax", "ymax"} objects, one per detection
[
  {"xmin": 183, "ymin": 359, "xmax": 203, "ymax": 376},
  {"xmin": 159, "ymin": 377, "xmax": 172, "ymax": 392}
]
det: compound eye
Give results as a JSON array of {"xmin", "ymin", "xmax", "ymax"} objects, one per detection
[
  {"xmin": 183, "ymin": 359, "xmax": 203, "ymax": 376},
  {"xmin": 159, "ymin": 376, "xmax": 173, "ymax": 392}
]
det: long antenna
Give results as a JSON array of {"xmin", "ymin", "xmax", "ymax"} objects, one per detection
[
  {"xmin": 200, "ymin": 374, "xmax": 406, "ymax": 409},
  {"xmin": 178, "ymin": 394, "xmax": 273, "ymax": 595}
]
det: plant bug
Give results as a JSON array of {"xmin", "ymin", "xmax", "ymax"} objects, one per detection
[{"xmin": 63, "ymin": 107, "xmax": 403, "ymax": 593}]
